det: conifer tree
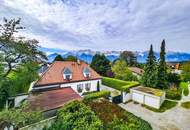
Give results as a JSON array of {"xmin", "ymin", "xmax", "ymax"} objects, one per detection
[
  {"xmin": 141, "ymin": 44, "xmax": 157, "ymax": 87},
  {"xmin": 156, "ymin": 40, "xmax": 168, "ymax": 89}
]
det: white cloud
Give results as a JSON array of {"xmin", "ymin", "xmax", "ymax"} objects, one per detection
[{"xmin": 1, "ymin": 0, "xmax": 190, "ymax": 52}]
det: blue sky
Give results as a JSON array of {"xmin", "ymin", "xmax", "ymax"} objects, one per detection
[{"xmin": 1, "ymin": 0, "xmax": 190, "ymax": 52}]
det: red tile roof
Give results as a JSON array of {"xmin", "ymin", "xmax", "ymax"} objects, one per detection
[
  {"xmin": 35, "ymin": 61, "xmax": 101, "ymax": 87},
  {"xmin": 28, "ymin": 87, "xmax": 81, "ymax": 111},
  {"xmin": 128, "ymin": 67, "xmax": 144, "ymax": 75}
]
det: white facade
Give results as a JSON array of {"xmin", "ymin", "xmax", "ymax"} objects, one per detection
[
  {"xmin": 122, "ymin": 92, "xmax": 132, "ymax": 102},
  {"xmin": 130, "ymin": 89, "xmax": 165, "ymax": 109},
  {"xmin": 60, "ymin": 79, "xmax": 101, "ymax": 95},
  {"xmin": 32, "ymin": 79, "xmax": 102, "ymax": 96}
]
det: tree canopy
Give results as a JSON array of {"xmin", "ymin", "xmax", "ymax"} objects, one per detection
[
  {"xmin": 112, "ymin": 60, "xmax": 137, "ymax": 81},
  {"xmin": 54, "ymin": 54, "xmax": 65, "ymax": 61},
  {"xmin": 156, "ymin": 40, "xmax": 168, "ymax": 89},
  {"xmin": 66, "ymin": 55, "xmax": 77, "ymax": 61},
  {"xmin": 119, "ymin": 51, "xmax": 137, "ymax": 66},
  {"xmin": 181, "ymin": 61, "xmax": 190, "ymax": 82},
  {"xmin": 141, "ymin": 44, "xmax": 157, "ymax": 87},
  {"xmin": 44, "ymin": 101, "xmax": 103, "ymax": 130},
  {"xmin": 90, "ymin": 54, "xmax": 111, "ymax": 76},
  {"xmin": 0, "ymin": 18, "xmax": 47, "ymax": 77}
]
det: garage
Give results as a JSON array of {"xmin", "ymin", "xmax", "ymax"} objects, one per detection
[{"xmin": 130, "ymin": 86, "xmax": 165, "ymax": 109}]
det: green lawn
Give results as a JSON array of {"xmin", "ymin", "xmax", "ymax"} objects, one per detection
[
  {"xmin": 102, "ymin": 77, "xmax": 139, "ymax": 92},
  {"xmin": 181, "ymin": 101, "xmax": 190, "ymax": 109},
  {"xmin": 143, "ymin": 100, "xmax": 178, "ymax": 113}
]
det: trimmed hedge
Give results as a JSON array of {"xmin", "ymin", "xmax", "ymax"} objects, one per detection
[
  {"xmin": 165, "ymin": 89, "xmax": 182, "ymax": 100},
  {"xmin": 84, "ymin": 90, "xmax": 110, "ymax": 101},
  {"xmin": 102, "ymin": 77, "xmax": 139, "ymax": 92}
]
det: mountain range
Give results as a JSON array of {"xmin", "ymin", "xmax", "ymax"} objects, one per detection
[{"xmin": 47, "ymin": 49, "xmax": 190, "ymax": 63}]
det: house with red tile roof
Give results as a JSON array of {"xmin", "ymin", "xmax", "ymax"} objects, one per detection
[{"xmin": 27, "ymin": 60, "xmax": 102, "ymax": 114}]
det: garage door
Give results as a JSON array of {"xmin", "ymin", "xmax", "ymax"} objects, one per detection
[
  {"xmin": 144, "ymin": 96, "xmax": 159, "ymax": 109},
  {"xmin": 132, "ymin": 92, "xmax": 144, "ymax": 103}
]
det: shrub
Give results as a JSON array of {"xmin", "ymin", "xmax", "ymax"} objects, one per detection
[
  {"xmin": 102, "ymin": 77, "xmax": 139, "ymax": 92},
  {"xmin": 0, "ymin": 108, "xmax": 43, "ymax": 128},
  {"xmin": 85, "ymin": 99, "xmax": 152, "ymax": 130},
  {"xmin": 165, "ymin": 89, "xmax": 181, "ymax": 100},
  {"xmin": 183, "ymin": 88, "xmax": 189, "ymax": 96},
  {"xmin": 84, "ymin": 90, "xmax": 110, "ymax": 101},
  {"xmin": 181, "ymin": 101, "xmax": 190, "ymax": 109},
  {"xmin": 57, "ymin": 100, "xmax": 103, "ymax": 130}
]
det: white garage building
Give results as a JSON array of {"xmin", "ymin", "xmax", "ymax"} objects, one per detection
[{"xmin": 130, "ymin": 86, "xmax": 165, "ymax": 109}]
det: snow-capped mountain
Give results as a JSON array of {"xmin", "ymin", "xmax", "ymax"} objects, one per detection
[{"xmin": 47, "ymin": 49, "xmax": 190, "ymax": 63}]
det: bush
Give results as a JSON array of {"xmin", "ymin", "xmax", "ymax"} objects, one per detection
[
  {"xmin": 84, "ymin": 90, "xmax": 110, "ymax": 101},
  {"xmin": 57, "ymin": 100, "xmax": 103, "ymax": 130},
  {"xmin": 0, "ymin": 108, "xmax": 43, "ymax": 128},
  {"xmin": 165, "ymin": 89, "xmax": 181, "ymax": 100},
  {"xmin": 181, "ymin": 101, "xmax": 190, "ymax": 109},
  {"xmin": 183, "ymin": 88, "xmax": 189, "ymax": 96},
  {"xmin": 102, "ymin": 77, "xmax": 139, "ymax": 92},
  {"xmin": 85, "ymin": 99, "xmax": 152, "ymax": 130}
]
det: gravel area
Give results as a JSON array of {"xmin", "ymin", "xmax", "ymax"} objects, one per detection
[{"xmin": 119, "ymin": 102, "xmax": 190, "ymax": 130}]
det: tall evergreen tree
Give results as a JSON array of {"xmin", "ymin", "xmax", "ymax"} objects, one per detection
[
  {"xmin": 156, "ymin": 40, "xmax": 168, "ymax": 89},
  {"xmin": 141, "ymin": 44, "xmax": 157, "ymax": 87},
  {"xmin": 54, "ymin": 54, "xmax": 65, "ymax": 61}
]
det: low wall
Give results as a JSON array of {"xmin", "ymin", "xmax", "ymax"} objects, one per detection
[{"xmin": 19, "ymin": 116, "xmax": 56, "ymax": 130}]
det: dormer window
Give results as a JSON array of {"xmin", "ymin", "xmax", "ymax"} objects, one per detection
[
  {"xmin": 83, "ymin": 67, "xmax": 90, "ymax": 78},
  {"xmin": 63, "ymin": 68, "xmax": 72, "ymax": 80}
]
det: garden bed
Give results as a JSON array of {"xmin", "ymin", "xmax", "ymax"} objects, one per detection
[
  {"xmin": 142, "ymin": 100, "xmax": 178, "ymax": 113},
  {"xmin": 85, "ymin": 99, "xmax": 152, "ymax": 130},
  {"xmin": 102, "ymin": 77, "xmax": 139, "ymax": 92}
]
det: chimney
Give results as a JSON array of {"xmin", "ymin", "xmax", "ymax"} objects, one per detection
[{"xmin": 77, "ymin": 59, "xmax": 81, "ymax": 65}]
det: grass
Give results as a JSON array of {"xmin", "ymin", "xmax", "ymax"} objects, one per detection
[
  {"xmin": 84, "ymin": 99, "xmax": 152, "ymax": 130},
  {"xmin": 102, "ymin": 77, "xmax": 139, "ymax": 92},
  {"xmin": 143, "ymin": 100, "xmax": 178, "ymax": 113},
  {"xmin": 181, "ymin": 101, "xmax": 190, "ymax": 109}
]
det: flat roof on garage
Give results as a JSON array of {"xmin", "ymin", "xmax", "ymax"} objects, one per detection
[{"xmin": 131, "ymin": 86, "xmax": 164, "ymax": 97}]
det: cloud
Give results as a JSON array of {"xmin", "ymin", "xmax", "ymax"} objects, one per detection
[{"xmin": 0, "ymin": 0, "xmax": 190, "ymax": 52}]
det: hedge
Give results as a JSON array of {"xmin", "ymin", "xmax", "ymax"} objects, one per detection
[
  {"xmin": 84, "ymin": 90, "xmax": 110, "ymax": 101},
  {"xmin": 102, "ymin": 77, "xmax": 139, "ymax": 92}
]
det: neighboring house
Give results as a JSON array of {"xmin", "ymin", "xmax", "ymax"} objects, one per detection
[
  {"xmin": 167, "ymin": 62, "xmax": 182, "ymax": 74},
  {"xmin": 128, "ymin": 67, "xmax": 144, "ymax": 79},
  {"xmin": 28, "ymin": 60, "xmax": 102, "ymax": 115}
]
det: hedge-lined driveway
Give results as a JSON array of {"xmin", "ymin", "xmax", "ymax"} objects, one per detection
[{"xmin": 119, "ymin": 102, "xmax": 190, "ymax": 130}]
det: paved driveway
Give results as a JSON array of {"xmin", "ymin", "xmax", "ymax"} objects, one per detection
[{"xmin": 119, "ymin": 102, "xmax": 190, "ymax": 130}]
